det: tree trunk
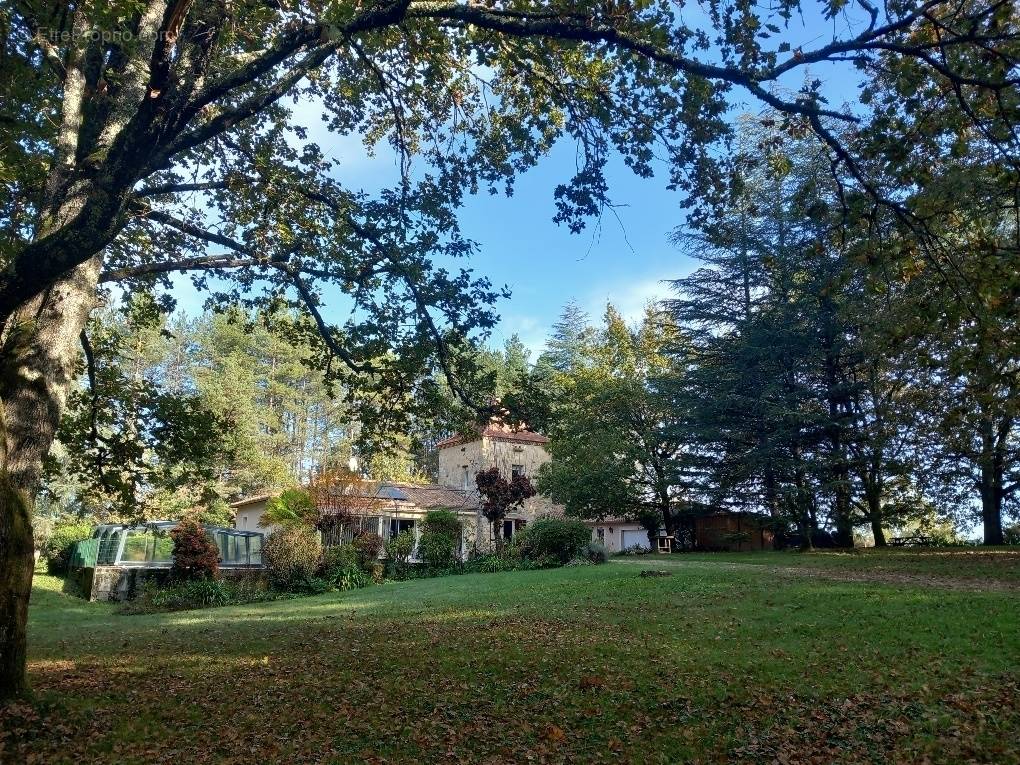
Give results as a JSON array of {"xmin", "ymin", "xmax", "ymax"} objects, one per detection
[
  {"xmin": 0, "ymin": 256, "xmax": 101, "ymax": 699},
  {"xmin": 870, "ymin": 514, "xmax": 887, "ymax": 548},
  {"xmin": 820, "ymin": 294, "xmax": 853, "ymax": 549},
  {"xmin": 861, "ymin": 445, "xmax": 887, "ymax": 547},
  {"xmin": 763, "ymin": 467, "xmax": 785, "ymax": 550},
  {"xmin": 978, "ymin": 417, "xmax": 1005, "ymax": 546},
  {"xmin": 491, "ymin": 517, "xmax": 504, "ymax": 554},
  {"xmin": 980, "ymin": 469, "xmax": 1005, "ymax": 546},
  {"xmin": 865, "ymin": 482, "xmax": 887, "ymax": 547}
]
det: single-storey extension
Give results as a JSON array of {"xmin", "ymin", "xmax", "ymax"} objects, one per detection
[{"xmin": 587, "ymin": 511, "xmax": 775, "ymax": 553}]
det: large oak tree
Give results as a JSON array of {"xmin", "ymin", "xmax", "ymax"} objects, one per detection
[{"xmin": 1, "ymin": 0, "xmax": 1016, "ymax": 698}]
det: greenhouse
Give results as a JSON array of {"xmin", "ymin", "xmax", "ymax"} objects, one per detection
[{"xmin": 74, "ymin": 522, "xmax": 264, "ymax": 568}]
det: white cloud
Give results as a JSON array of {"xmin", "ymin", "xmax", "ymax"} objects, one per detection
[
  {"xmin": 489, "ymin": 314, "xmax": 546, "ymax": 359},
  {"xmin": 582, "ymin": 261, "xmax": 696, "ymax": 326},
  {"xmin": 583, "ymin": 276, "xmax": 672, "ymax": 325}
]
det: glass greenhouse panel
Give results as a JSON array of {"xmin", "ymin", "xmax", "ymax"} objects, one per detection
[
  {"xmin": 119, "ymin": 530, "xmax": 175, "ymax": 564},
  {"xmin": 86, "ymin": 522, "xmax": 264, "ymax": 568}
]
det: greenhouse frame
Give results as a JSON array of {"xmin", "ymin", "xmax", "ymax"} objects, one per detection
[{"xmin": 74, "ymin": 521, "xmax": 264, "ymax": 569}]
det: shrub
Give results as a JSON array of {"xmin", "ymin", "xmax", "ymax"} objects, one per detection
[
  {"xmin": 323, "ymin": 544, "xmax": 372, "ymax": 590},
  {"xmin": 263, "ymin": 525, "xmax": 322, "ymax": 591},
  {"xmin": 352, "ymin": 532, "xmax": 383, "ymax": 570},
  {"xmin": 121, "ymin": 575, "xmax": 281, "ymax": 613},
  {"xmin": 564, "ymin": 557, "xmax": 594, "ymax": 567},
  {"xmin": 302, "ymin": 577, "xmax": 332, "ymax": 594},
  {"xmin": 322, "ymin": 543, "xmax": 358, "ymax": 573},
  {"xmin": 154, "ymin": 578, "xmax": 230, "ymax": 609},
  {"xmin": 514, "ymin": 518, "xmax": 591, "ymax": 564},
  {"xmin": 463, "ymin": 552, "xmax": 529, "ymax": 574},
  {"xmin": 1005, "ymin": 524, "xmax": 1020, "ymax": 546},
  {"xmin": 460, "ymin": 548, "xmax": 558, "ymax": 574},
  {"xmin": 581, "ymin": 540, "xmax": 609, "ymax": 564},
  {"xmin": 331, "ymin": 564, "xmax": 372, "ymax": 591},
  {"xmin": 386, "ymin": 529, "xmax": 415, "ymax": 565},
  {"xmin": 418, "ymin": 531, "xmax": 458, "ymax": 570},
  {"xmin": 422, "ymin": 509, "xmax": 462, "ymax": 538},
  {"xmin": 41, "ymin": 519, "xmax": 94, "ymax": 574},
  {"xmin": 419, "ymin": 510, "xmax": 462, "ymax": 569},
  {"xmin": 367, "ymin": 562, "xmax": 385, "ymax": 583},
  {"xmin": 620, "ymin": 544, "xmax": 651, "ymax": 556},
  {"xmin": 170, "ymin": 518, "xmax": 219, "ymax": 581}
]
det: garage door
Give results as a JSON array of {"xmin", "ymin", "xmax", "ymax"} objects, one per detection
[{"xmin": 621, "ymin": 530, "xmax": 650, "ymax": 550}]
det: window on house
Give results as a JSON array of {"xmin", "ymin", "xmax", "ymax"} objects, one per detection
[
  {"xmin": 499, "ymin": 519, "xmax": 527, "ymax": 540},
  {"xmin": 597, "ymin": 528, "xmax": 605, "ymax": 543},
  {"xmin": 511, "ymin": 464, "xmax": 525, "ymax": 479},
  {"xmin": 389, "ymin": 518, "xmax": 415, "ymax": 538},
  {"xmin": 462, "ymin": 466, "xmax": 470, "ymax": 489},
  {"xmin": 352, "ymin": 516, "xmax": 382, "ymax": 539}
]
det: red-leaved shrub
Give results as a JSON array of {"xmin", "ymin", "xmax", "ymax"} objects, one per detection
[
  {"xmin": 170, "ymin": 518, "xmax": 219, "ymax": 581},
  {"xmin": 352, "ymin": 532, "xmax": 383, "ymax": 570}
]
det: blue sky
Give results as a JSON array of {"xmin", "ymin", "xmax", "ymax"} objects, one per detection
[{"xmin": 169, "ymin": 10, "xmax": 867, "ymax": 358}]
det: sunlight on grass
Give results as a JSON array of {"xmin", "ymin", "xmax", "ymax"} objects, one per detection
[{"xmin": 12, "ymin": 557, "xmax": 1020, "ymax": 764}]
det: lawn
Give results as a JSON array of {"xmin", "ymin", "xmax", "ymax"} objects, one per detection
[
  {"xmin": 669, "ymin": 546, "xmax": 1020, "ymax": 586},
  {"xmin": 4, "ymin": 552, "xmax": 1020, "ymax": 764}
]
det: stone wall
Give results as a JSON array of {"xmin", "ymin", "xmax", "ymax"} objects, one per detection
[
  {"xmin": 438, "ymin": 439, "xmax": 487, "ymax": 490},
  {"xmin": 83, "ymin": 566, "xmax": 171, "ymax": 602},
  {"xmin": 82, "ymin": 566, "xmax": 262, "ymax": 602}
]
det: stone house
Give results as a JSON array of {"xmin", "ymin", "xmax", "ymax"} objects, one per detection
[
  {"xmin": 436, "ymin": 422, "xmax": 563, "ymax": 547},
  {"xmin": 232, "ymin": 423, "xmax": 564, "ymax": 557}
]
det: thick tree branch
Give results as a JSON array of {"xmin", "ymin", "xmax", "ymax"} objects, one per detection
[
  {"xmin": 283, "ymin": 269, "xmax": 374, "ymax": 375},
  {"xmin": 99, "ymin": 254, "xmax": 272, "ymax": 282},
  {"xmin": 135, "ymin": 180, "xmax": 234, "ymax": 196}
]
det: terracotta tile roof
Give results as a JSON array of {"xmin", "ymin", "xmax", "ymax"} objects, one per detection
[
  {"xmin": 234, "ymin": 482, "xmax": 479, "ymax": 516},
  {"xmin": 437, "ymin": 423, "xmax": 549, "ymax": 449},
  {"xmin": 315, "ymin": 481, "xmax": 478, "ymax": 513},
  {"xmin": 384, "ymin": 482, "xmax": 478, "ymax": 510},
  {"xmin": 230, "ymin": 494, "xmax": 271, "ymax": 508}
]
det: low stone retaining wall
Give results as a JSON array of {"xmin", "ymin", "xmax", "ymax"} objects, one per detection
[{"xmin": 79, "ymin": 566, "xmax": 262, "ymax": 601}]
